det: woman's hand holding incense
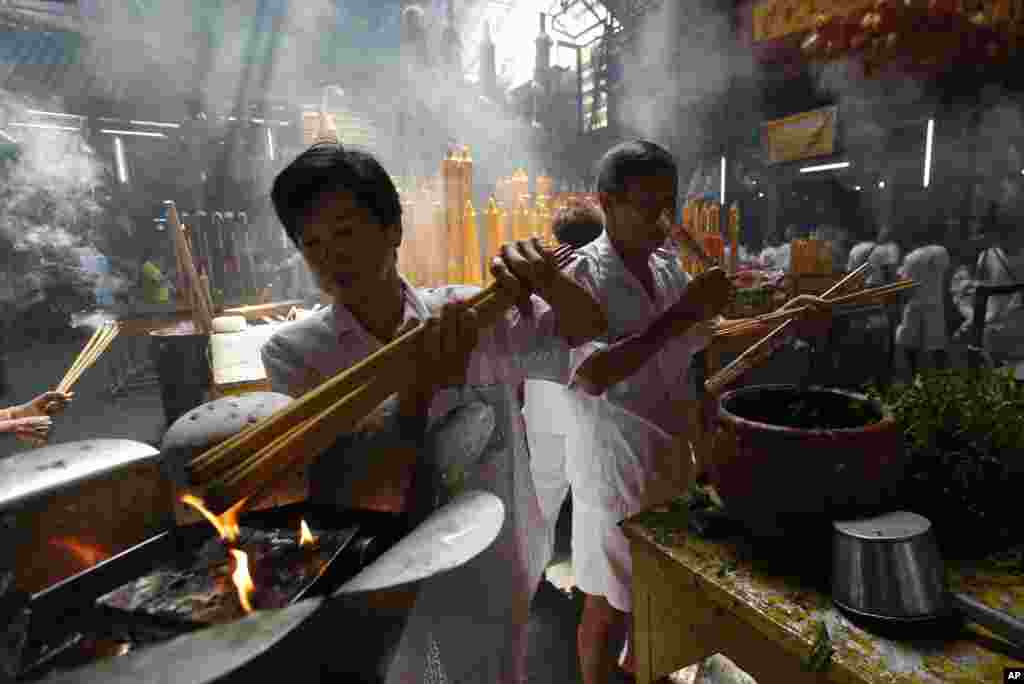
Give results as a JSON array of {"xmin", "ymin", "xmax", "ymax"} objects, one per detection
[
  {"xmin": 0, "ymin": 415, "xmax": 52, "ymax": 443},
  {"xmin": 21, "ymin": 391, "xmax": 73, "ymax": 418}
]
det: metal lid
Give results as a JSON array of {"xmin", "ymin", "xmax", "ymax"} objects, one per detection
[
  {"xmin": 161, "ymin": 392, "xmax": 292, "ymax": 452},
  {"xmin": 0, "ymin": 440, "xmax": 160, "ymax": 512},
  {"xmin": 833, "ymin": 511, "xmax": 931, "ymax": 541}
]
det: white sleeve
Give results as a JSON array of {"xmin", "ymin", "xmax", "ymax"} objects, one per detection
[{"xmin": 260, "ymin": 335, "xmax": 307, "ymax": 398}]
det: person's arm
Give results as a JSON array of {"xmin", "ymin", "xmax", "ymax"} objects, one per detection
[
  {"xmin": 570, "ymin": 270, "xmax": 733, "ymax": 395},
  {"xmin": 490, "ymin": 239, "xmax": 606, "ymax": 348}
]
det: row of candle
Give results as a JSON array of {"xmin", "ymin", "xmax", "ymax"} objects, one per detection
[
  {"xmin": 396, "ymin": 161, "xmax": 594, "ymax": 288},
  {"xmin": 678, "ymin": 199, "xmax": 742, "ymax": 276}
]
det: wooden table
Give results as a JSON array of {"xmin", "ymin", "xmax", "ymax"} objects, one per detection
[
  {"xmin": 113, "ymin": 300, "xmax": 306, "ymax": 337},
  {"xmin": 623, "ymin": 507, "xmax": 1024, "ymax": 684}
]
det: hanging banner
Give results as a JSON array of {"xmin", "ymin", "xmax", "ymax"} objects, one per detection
[
  {"xmin": 752, "ymin": 0, "xmax": 874, "ymax": 42},
  {"xmin": 762, "ymin": 106, "xmax": 838, "ymax": 165}
]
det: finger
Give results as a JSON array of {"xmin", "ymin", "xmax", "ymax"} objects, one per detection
[
  {"xmin": 501, "ymin": 242, "xmax": 534, "ymax": 290},
  {"xmin": 491, "ymin": 257, "xmax": 524, "ymax": 300},
  {"xmin": 516, "ymin": 294, "xmax": 534, "ymax": 320}
]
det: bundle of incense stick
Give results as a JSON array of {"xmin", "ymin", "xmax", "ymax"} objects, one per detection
[
  {"xmin": 713, "ymin": 277, "xmax": 914, "ymax": 339},
  {"xmin": 56, "ymin": 321, "xmax": 120, "ymax": 394},
  {"xmin": 187, "ymin": 241, "xmax": 577, "ymax": 513},
  {"xmin": 166, "ymin": 201, "xmax": 214, "ymax": 335},
  {"xmin": 704, "ymin": 262, "xmax": 872, "ymax": 395}
]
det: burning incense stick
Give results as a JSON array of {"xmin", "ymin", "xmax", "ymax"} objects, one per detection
[
  {"xmin": 714, "ymin": 280, "xmax": 917, "ymax": 338},
  {"xmin": 57, "ymin": 322, "xmax": 119, "ymax": 393},
  {"xmin": 57, "ymin": 324, "xmax": 106, "ymax": 393}
]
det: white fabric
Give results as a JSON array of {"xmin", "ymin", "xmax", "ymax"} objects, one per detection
[
  {"xmin": 570, "ymin": 232, "xmax": 709, "ymax": 433},
  {"xmin": 848, "ymin": 241, "xmax": 902, "ymax": 287},
  {"xmin": 261, "ymin": 277, "xmax": 558, "ymax": 684},
  {"xmin": 524, "ymin": 380, "xmax": 575, "ymax": 566},
  {"xmin": 562, "ymin": 231, "xmax": 703, "ymax": 610},
  {"xmin": 570, "ymin": 396, "xmax": 678, "ymax": 612},
  {"xmin": 895, "ymin": 245, "xmax": 950, "ymax": 351},
  {"xmin": 977, "ymin": 247, "xmax": 1024, "ymax": 321}
]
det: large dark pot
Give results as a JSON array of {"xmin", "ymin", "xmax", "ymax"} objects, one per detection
[{"xmin": 709, "ymin": 384, "xmax": 906, "ymax": 537}]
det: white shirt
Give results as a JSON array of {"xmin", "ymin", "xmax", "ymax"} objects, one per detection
[
  {"xmin": 567, "ymin": 231, "xmax": 708, "ymax": 512},
  {"xmin": 900, "ymin": 245, "xmax": 950, "ymax": 307},
  {"xmin": 261, "ymin": 276, "xmax": 560, "ymax": 683},
  {"xmin": 848, "ymin": 241, "xmax": 901, "ymax": 286}
]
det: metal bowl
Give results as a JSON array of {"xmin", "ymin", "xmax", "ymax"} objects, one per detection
[{"xmin": 831, "ymin": 511, "xmax": 947, "ymax": 620}]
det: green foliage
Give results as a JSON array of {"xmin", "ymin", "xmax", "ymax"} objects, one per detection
[
  {"xmin": 866, "ymin": 369, "xmax": 1024, "ymax": 472},
  {"xmin": 865, "ymin": 369, "xmax": 1024, "ymax": 549}
]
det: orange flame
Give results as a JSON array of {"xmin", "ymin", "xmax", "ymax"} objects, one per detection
[
  {"xmin": 229, "ymin": 549, "xmax": 255, "ymax": 613},
  {"xmin": 49, "ymin": 537, "xmax": 111, "ymax": 568},
  {"xmin": 180, "ymin": 495, "xmax": 250, "ymax": 544},
  {"xmin": 299, "ymin": 519, "xmax": 317, "ymax": 547}
]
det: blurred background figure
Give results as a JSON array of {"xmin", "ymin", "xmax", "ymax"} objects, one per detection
[{"xmin": 897, "ymin": 222, "xmax": 951, "ymax": 378}]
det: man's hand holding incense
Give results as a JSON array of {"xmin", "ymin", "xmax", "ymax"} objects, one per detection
[
  {"xmin": 402, "ymin": 302, "xmax": 479, "ymax": 416},
  {"xmin": 785, "ymin": 294, "xmax": 833, "ymax": 339},
  {"xmin": 491, "ymin": 238, "xmax": 606, "ymax": 347}
]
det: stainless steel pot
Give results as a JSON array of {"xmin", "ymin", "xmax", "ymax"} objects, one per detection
[{"xmin": 832, "ymin": 511, "xmax": 1024, "ymax": 647}]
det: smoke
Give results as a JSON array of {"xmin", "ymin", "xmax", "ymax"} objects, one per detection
[
  {"xmin": 616, "ymin": 0, "xmax": 757, "ymax": 168},
  {"xmin": 0, "ymin": 89, "xmax": 110, "ymax": 301}
]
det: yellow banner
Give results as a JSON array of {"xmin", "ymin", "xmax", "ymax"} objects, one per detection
[
  {"xmin": 752, "ymin": 0, "xmax": 874, "ymax": 42},
  {"xmin": 762, "ymin": 106, "xmax": 837, "ymax": 165}
]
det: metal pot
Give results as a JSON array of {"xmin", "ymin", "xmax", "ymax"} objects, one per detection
[{"xmin": 832, "ymin": 511, "xmax": 1024, "ymax": 647}]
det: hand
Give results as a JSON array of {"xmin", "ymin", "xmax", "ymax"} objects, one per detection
[
  {"xmin": 785, "ymin": 294, "xmax": 833, "ymax": 337},
  {"xmin": 490, "ymin": 239, "xmax": 559, "ymax": 316},
  {"xmin": 21, "ymin": 391, "xmax": 73, "ymax": 418},
  {"xmin": 668, "ymin": 268, "xmax": 735, "ymax": 328},
  {"xmin": 410, "ymin": 302, "xmax": 479, "ymax": 404},
  {"xmin": 10, "ymin": 416, "xmax": 52, "ymax": 443}
]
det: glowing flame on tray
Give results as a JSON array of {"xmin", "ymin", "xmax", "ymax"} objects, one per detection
[
  {"xmin": 230, "ymin": 549, "xmax": 255, "ymax": 613},
  {"xmin": 299, "ymin": 519, "xmax": 317, "ymax": 547},
  {"xmin": 180, "ymin": 494, "xmax": 249, "ymax": 544},
  {"xmin": 49, "ymin": 537, "xmax": 111, "ymax": 568}
]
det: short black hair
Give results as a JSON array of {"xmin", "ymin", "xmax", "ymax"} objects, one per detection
[
  {"xmin": 596, "ymin": 139, "xmax": 677, "ymax": 196},
  {"xmin": 270, "ymin": 143, "xmax": 402, "ymax": 246},
  {"xmin": 552, "ymin": 201, "xmax": 604, "ymax": 249}
]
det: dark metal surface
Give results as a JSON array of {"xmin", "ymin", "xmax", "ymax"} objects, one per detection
[
  {"xmin": 37, "ymin": 598, "xmax": 325, "ymax": 684},
  {"xmin": 833, "ymin": 511, "xmax": 1024, "ymax": 648},
  {"xmin": 33, "ymin": 490, "xmax": 506, "ymax": 684},
  {"xmin": 23, "ymin": 503, "xmax": 407, "ymax": 681},
  {"xmin": 0, "ymin": 440, "xmax": 159, "ymax": 513}
]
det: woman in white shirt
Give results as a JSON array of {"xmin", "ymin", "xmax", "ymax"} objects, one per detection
[{"xmin": 896, "ymin": 224, "xmax": 951, "ymax": 377}]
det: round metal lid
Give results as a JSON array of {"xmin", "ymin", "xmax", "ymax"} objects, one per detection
[
  {"xmin": 833, "ymin": 511, "xmax": 931, "ymax": 541},
  {"xmin": 161, "ymin": 392, "xmax": 293, "ymax": 452}
]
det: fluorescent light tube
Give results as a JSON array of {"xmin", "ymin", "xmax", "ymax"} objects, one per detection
[
  {"xmin": 799, "ymin": 161, "xmax": 851, "ymax": 173},
  {"xmin": 923, "ymin": 119, "xmax": 934, "ymax": 188}
]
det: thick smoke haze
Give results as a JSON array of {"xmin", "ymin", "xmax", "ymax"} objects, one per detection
[
  {"xmin": 617, "ymin": 0, "xmax": 757, "ymax": 173},
  {"xmin": 0, "ymin": 90, "xmax": 108, "ymax": 291}
]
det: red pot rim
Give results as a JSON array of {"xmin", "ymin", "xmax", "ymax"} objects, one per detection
[{"xmin": 717, "ymin": 383, "xmax": 893, "ymax": 436}]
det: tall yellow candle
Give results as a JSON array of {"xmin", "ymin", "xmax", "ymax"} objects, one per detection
[
  {"xmin": 728, "ymin": 201, "xmax": 740, "ymax": 276},
  {"xmin": 431, "ymin": 200, "xmax": 447, "ymax": 287},
  {"xmin": 463, "ymin": 200, "xmax": 482, "ymax": 286},
  {"xmin": 485, "ymin": 197, "xmax": 501, "ymax": 285}
]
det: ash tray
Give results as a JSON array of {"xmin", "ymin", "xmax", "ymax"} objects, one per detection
[{"xmin": 95, "ymin": 525, "xmax": 358, "ymax": 628}]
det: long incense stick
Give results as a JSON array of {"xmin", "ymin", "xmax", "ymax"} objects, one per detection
[
  {"xmin": 714, "ymin": 280, "xmax": 916, "ymax": 338},
  {"xmin": 61, "ymin": 323, "xmax": 119, "ymax": 391},
  {"xmin": 57, "ymin": 324, "xmax": 106, "ymax": 393},
  {"xmin": 191, "ymin": 243, "xmax": 575, "ymax": 484}
]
